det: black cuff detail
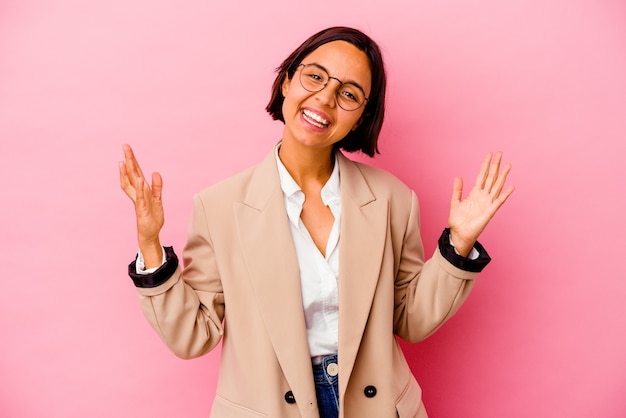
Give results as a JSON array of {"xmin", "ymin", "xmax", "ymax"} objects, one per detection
[
  {"xmin": 438, "ymin": 228, "xmax": 491, "ymax": 273},
  {"xmin": 128, "ymin": 246, "xmax": 179, "ymax": 288}
]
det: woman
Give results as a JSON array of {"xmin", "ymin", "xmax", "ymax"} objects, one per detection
[{"xmin": 119, "ymin": 26, "xmax": 514, "ymax": 418}]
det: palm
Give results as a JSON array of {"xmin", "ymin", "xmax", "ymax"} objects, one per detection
[
  {"xmin": 448, "ymin": 152, "xmax": 515, "ymax": 256},
  {"xmin": 119, "ymin": 144, "xmax": 164, "ymax": 243}
]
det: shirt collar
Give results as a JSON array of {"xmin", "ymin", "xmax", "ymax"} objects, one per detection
[{"xmin": 275, "ymin": 144, "xmax": 341, "ymax": 207}]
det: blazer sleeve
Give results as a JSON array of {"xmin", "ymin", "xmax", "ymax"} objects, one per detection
[
  {"xmin": 130, "ymin": 194, "xmax": 225, "ymax": 359},
  {"xmin": 393, "ymin": 190, "xmax": 489, "ymax": 343}
]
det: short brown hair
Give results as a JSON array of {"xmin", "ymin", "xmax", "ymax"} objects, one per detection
[{"xmin": 265, "ymin": 27, "xmax": 386, "ymax": 157}]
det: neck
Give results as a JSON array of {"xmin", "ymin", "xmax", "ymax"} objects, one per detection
[{"xmin": 278, "ymin": 141, "xmax": 335, "ymax": 186}]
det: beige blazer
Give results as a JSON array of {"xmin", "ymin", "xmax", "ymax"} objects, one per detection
[{"xmin": 135, "ymin": 148, "xmax": 481, "ymax": 418}]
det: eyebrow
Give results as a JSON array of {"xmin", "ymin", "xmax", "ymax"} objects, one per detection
[{"xmin": 306, "ymin": 62, "xmax": 368, "ymax": 94}]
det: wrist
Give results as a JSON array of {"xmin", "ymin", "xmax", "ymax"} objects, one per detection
[
  {"xmin": 448, "ymin": 229, "xmax": 475, "ymax": 258},
  {"xmin": 138, "ymin": 239, "xmax": 163, "ymax": 269}
]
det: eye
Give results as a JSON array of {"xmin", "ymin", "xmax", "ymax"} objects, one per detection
[
  {"xmin": 304, "ymin": 71, "xmax": 325, "ymax": 84},
  {"xmin": 301, "ymin": 64, "xmax": 329, "ymax": 87},
  {"xmin": 339, "ymin": 87, "xmax": 360, "ymax": 103}
]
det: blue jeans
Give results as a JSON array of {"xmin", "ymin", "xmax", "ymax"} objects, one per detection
[{"xmin": 313, "ymin": 354, "xmax": 339, "ymax": 418}]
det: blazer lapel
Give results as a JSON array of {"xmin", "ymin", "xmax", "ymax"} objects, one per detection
[
  {"xmin": 336, "ymin": 153, "xmax": 388, "ymax": 396},
  {"xmin": 234, "ymin": 149, "xmax": 317, "ymax": 411},
  {"xmin": 234, "ymin": 149, "xmax": 388, "ymax": 410}
]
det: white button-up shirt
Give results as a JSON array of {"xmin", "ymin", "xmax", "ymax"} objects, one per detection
[
  {"xmin": 275, "ymin": 148, "xmax": 341, "ymax": 358},
  {"xmin": 135, "ymin": 148, "xmax": 481, "ymax": 359}
]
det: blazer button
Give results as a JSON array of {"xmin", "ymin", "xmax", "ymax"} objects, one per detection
[
  {"xmin": 284, "ymin": 390, "xmax": 296, "ymax": 404},
  {"xmin": 364, "ymin": 385, "xmax": 377, "ymax": 398}
]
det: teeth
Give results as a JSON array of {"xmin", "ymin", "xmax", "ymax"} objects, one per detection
[{"xmin": 303, "ymin": 109, "xmax": 329, "ymax": 127}]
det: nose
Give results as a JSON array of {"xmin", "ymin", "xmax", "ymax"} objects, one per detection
[{"xmin": 314, "ymin": 78, "xmax": 341, "ymax": 107}]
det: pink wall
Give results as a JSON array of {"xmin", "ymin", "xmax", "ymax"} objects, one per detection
[{"xmin": 1, "ymin": 0, "xmax": 625, "ymax": 417}]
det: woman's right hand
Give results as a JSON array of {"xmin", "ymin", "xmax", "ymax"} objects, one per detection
[{"xmin": 119, "ymin": 144, "xmax": 165, "ymax": 268}]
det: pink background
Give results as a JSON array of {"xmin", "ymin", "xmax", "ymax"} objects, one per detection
[{"xmin": 1, "ymin": 0, "xmax": 625, "ymax": 417}]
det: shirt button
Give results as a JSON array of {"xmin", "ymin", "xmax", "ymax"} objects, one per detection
[
  {"xmin": 284, "ymin": 390, "xmax": 296, "ymax": 404},
  {"xmin": 364, "ymin": 385, "xmax": 377, "ymax": 398},
  {"xmin": 326, "ymin": 362, "xmax": 338, "ymax": 377}
]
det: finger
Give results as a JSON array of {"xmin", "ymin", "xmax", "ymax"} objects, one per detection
[
  {"xmin": 492, "ymin": 184, "xmax": 516, "ymax": 211},
  {"xmin": 123, "ymin": 144, "xmax": 146, "ymax": 184},
  {"xmin": 484, "ymin": 151, "xmax": 503, "ymax": 193},
  {"xmin": 473, "ymin": 152, "xmax": 492, "ymax": 189},
  {"xmin": 122, "ymin": 145, "xmax": 139, "ymax": 186},
  {"xmin": 450, "ymin": 176, "xmax": 463, "ymax": 205},
  {"xmin": 119, "ymin": 161, "xmax": 129, "ymax": 189},
  {"xmin": 134, "ymin": 176, "xmax": 148, "ymax": 214},
  {"xmin": 151, "ymin": 172, "xmax": 163, "ymax": 204},
  {"xmin": 490, "ymin": 162, "xmax": 512, "ymax": 200},
  {"xmin": 119, "ymin": 161, "xmax": 137, "ymax": 200}
]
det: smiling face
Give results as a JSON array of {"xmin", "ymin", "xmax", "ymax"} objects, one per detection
[{"xmin": 280, "ymin": 41, "xmax": 372, "ymax": 153}]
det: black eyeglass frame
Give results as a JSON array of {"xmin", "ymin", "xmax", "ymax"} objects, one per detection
[{"xmin": 296, "ymin": 63, "xmax": 369, "ymax": 111}]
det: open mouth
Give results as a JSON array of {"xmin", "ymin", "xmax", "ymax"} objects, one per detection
[{"xmin": 302, "ymin": 109, "xmax": 330, "ymax": 129}]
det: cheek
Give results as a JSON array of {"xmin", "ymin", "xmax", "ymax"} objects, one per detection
[
  {"xmin": 281, "ymin": 94, "xmax": 297, "ymax": 119},
  {"xmin": 282, "ymin": 80, "xmax": 296, "ymax": 105},
  {"xmin": 282, "ymin": 76, "xmax": 304, "ymax": 102},
  {"xmin": 282, "ymin": 87, "xmax": 310, "ymax": 119}
]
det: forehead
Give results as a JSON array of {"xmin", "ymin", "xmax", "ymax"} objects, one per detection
[{"xmin": 302, "ymin": 41, "xmax": 372, "ymax": 92}]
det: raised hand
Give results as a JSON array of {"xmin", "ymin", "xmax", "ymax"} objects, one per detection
[
  {"xmin": 448, "ymin": 152, "xmax": 515, "ymax": 257},
  {"xmin": 119, "ymin": 144, "xmax": 164, "ymax": 268}
]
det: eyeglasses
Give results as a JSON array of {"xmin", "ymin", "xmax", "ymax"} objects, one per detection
[{"xmin": 297, "ymin": 63, "xmax": 369, "ymax": 111}]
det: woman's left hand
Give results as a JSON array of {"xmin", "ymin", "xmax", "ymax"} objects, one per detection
[{"xmin": 448, "ymin": 152, "xmax": 515, "ymax": 257}]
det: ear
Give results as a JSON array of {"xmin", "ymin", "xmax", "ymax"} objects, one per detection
[{"xmin": 281, "ymin": 76, "xmax": 290, "ymax": 97}]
